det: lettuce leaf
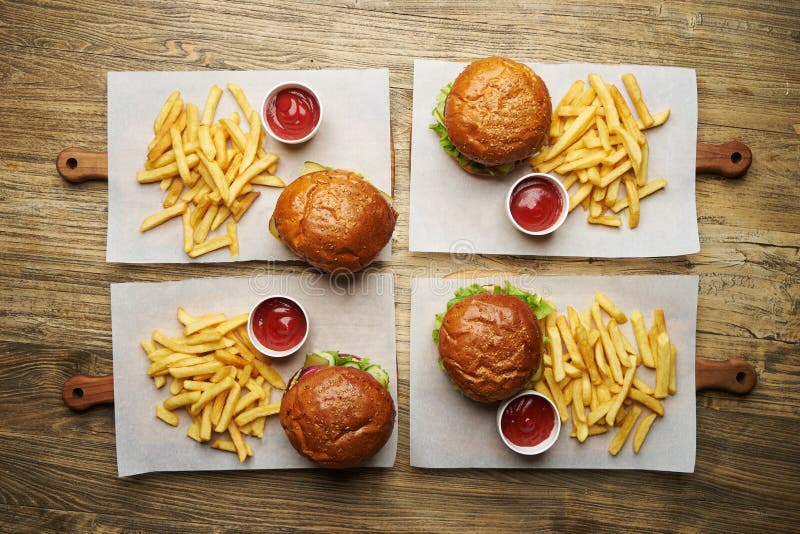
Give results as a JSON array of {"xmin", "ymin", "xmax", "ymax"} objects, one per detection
[
  {"xmin": 429, "ymin": 83, "xmax": 523, "ymax": 177},
  {"xmin": 431, "ymin": 282, "xmax": 554, "ymax": 344}
]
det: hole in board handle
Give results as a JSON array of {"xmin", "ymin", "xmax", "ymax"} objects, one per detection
[
  {"xmin": 66, "ymin": 157, "xmax": 78, "ymax": 169},
  {"xmin": 72, "ymin": 387, "xmax": 84, "ymax": 399},
  {"xmin": 731, "ymin": 152, "xmax": 742, "ymax": 164},
  {"xmin": 736, "ymin": 371, "xmax": 746, "ymax": 383}
]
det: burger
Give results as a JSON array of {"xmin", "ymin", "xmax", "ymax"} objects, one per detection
[
  {"xmin": 269, "ymin": 162, "xmax": 397, "ymax": 272},
  {"xmin": 432, "ymin": 282, "xmax": 554, "ymax": 403},
  {"xmin": 279, "ymin": 350, "xmax": 395, "ymax": 468},
  {"xmin": 429, "ymin": 56, "xmax": 552, "ymax": 176}
]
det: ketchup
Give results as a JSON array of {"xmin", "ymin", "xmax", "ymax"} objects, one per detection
[
  {"xmin": 251, "ymin": 297, "xmax": 307, "ymax": 352},
  {"xmin": 265, "ymin": 87, "xmax": 320, "ymax": 141},
  {"xmin": 500, "ymin": 394, "xmax": 556, "ymax": 447},
  {"xmin": 509, "ymin": 177, "xmax": 564, "ymax": 232}
]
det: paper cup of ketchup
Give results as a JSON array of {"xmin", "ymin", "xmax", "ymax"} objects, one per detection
[
  {"xmin": 506, "ymin": 173, "xmax": 569, "ymax": 236},
  {"xmin": 261, "ymin": 82, "xmax": 322, "ymax": 144},
  {"xmin": 247, "ymin": 295, "xmax": 309, "ymax": 358},
  {"xmin": 497, "ymin": 390, "xmax": 561, "ymax": 455}
]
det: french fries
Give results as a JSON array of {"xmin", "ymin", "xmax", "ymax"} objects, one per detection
[
  {"xmin": 531, "ymin": 72, "xmax": 670, "ymax": 229},
  {"xmin": 144, "ymin": 307, "xmax": 285, "ymax": 462},
  {"xmin": 533, "ymin": 290, "xmax": 677, "ymax": 456},
  {"xmin": 137, "ymin": 85, "xmax": 285, "ymax": 258}
]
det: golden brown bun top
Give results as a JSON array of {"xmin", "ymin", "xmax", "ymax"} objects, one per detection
[
  {"xmin": 279, "ymin": 366, "xmax": 395, "ymax": 468},
  {"xmin": 444, "ymin": 57, "xmax": 552, "ymax": 166},
  {"xmin": 272, "ymin": 170, "xmax": 397, "ymax": 272},
  {"xmin": 437, "ymin": 292, "xmax": 542, "ymax": 403}
]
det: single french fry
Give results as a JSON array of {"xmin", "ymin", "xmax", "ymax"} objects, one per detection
[
  {"xmin": 628, "ymin": 387, "xmax": 664, "ymax": 416},
  {"xmin": 587, "ymin": 399, "xmax": 613, "ymax": 426},
  {"xmin": 610, "ymin": 177, "xmax": 664, "ymax": 212},
  {"xmin": 572, "ymin": 378, "xmax": 586, "ymax": 424},
  {"xmin": 252, "ymin": 358, "xmax": 286, "ymax": 390},
  {"xmin": 249, "ymin": 174, "xmax": 286, "ymax": 187},
  {"xmin": 633, "ymin": 412, "xmax": 657, "ymax": 454},
  {"xmin": 227, "ymin": 83, "xmax": 256, "ymax": 118},
  {"xmin": 140, "ymin": 202, "xmax": 187, "ymax": 232},
  {"xmin": 234, "ymin": 403, "xmax": 280, "ymax": 427},
  {"xmin": 606, "ymin": 356, "xmax": 636, "ymax": 426},
  {"xmin": 623, "ymin": 175, "xmax": 640, "ymax": 228},
  {"xmin": 189, "ymin": 235, "xmax": 233, "ymax": 258},
  {"xmin": 198, "ymin": 124, "xmax": 216, "ymax": 160},
  {"xmin": 635, "ymin": 138, "xmax": 649, "ymax": 187},
  {"xmin": 547, "ymin": 326, "xmax": 565, "ymax": 382},
  {"xmin": 599, "ymin": 159, "xmax": 633, "ymax": 188},
  {"xmin": 669, "ymin": 343, "xmax": 677, "ymax": 395},
  {"xmin": 170, "ymin": 360, "xmax": 225, "ymax": 380},
  {"xmin": 592, "ymin": 303, "xmax": 623, "ymax": 383},
  {"xmin": 534, "ymin": 379, "xmax": 554, "ymax": 403},
  {"xmin": 646, "ymin": 109, "xmax": 670, "ymax": 128},
  {"xmin": 630, "ymin": 310, "xmax": 655, "ymax": 368},
  {"xmin": 556, "ymin": 317, "xmax": 584, "ymax": 371},
  {"xmin": 607, "ymin": 320, "xmax": 630, "ymax": 368},
  {"xmin": 154, "ymin": 91, "xmax": 180, "ymax": 133},
  {"xmin": 632, "ymin": 375, "xmax": 655, "ymax": 396},
  {"xmin": 621, "ymin": 73, "xmax": 655, "ymax": 128},
  {"xmin": 201, "ymin": 84, "xmax": 223, "ymax": 125},
  {"xmin": 610, "ymin": 84, "xmax": 645, "ymax": 145},
  {"xmin": 148, "ymin": 96, "xmax": 184, "ymax": 160},
  {"xmin": 215, "ymin": 381, "xmax": 242, "ymax": 432},
  {"xmin": 227, "ymin": 421, "xmax": 248, "ymax": 463},
  {"xmin": 231, "ymin": 191, "xmax": 260, "ymax": 222},
  {"xmin": 609, "ymin": 405, "xmax": 642, "ymax": 455},
  {"xmin": 181, "ymin": 208, "xmax": 193, "ymax": 253},
  {"xmin": 214, "ymin": 127, "xmax": 229, "ymax": 171},
  {"xmin": 239, "ymin": 110, "xmax": 261, "ymax": 175},
  {"xmin": 229, "ymin": 155, "xmax": 277, "ymax": 203},
  {"xmin": 162, "ymin": 176, "xmax": 183, "ymax": 209},
  {"xmin": 595, "ymin": 340, "xmax": 611, "ymax": 380},
  {"xmin": 543, "ymin": 106, "xmax": 598, "ymax": 161},
  {"xmin": 170, "ymin": 125, "xmax": 192, "ymax": 186},
  {"xmin": 587, "ymin": 74, "xmax": 619, "ymax": 129},
  {"xmin": 156, "ymin": 403, "xmax": 179, "ymax": 426},
  {"xmin": 543, "ymin": 368, "xmax": 569, "ymax": 423},
  {"xmin": 164, "ymin": 390, "xmax": 201, "ymax": 410},
  {"xmin": 227, "ymin": 221, "xmax": 239, "ymax": 257},
  {"xmin": 569, "ymin": 182, "xmax": 593, "ymax": 213},
  {"xmin": 137, "ymin": 154, "xmax": 200, "ymax": 184},
  {"xmin": 654, "ymin": 333, "xmax": 671, "ymax": 399}
]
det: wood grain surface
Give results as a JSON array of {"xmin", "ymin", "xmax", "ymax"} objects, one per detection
[{"xmin": 1, "ymin": 0, "xmax": 798, "ymax": 532}]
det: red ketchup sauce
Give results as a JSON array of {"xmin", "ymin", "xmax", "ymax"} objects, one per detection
[
  {"xmin": 251, "ymin": 297, "xmax": 307, "ymax": 352},
  {"xmin": 500, "ymin": 395, "xmax": 556, "ymax": 447},
  {"xmin": 509, "ymin": 178, "xmax": 564, "ymax": 232},
  {"xmin": 265, "ymin": 87, "xmax": 320, "ymax": 141}
]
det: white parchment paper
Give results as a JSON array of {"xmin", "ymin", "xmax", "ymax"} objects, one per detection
[
  {"xmin": 112, "ymin": 273, "xmax": 397, "ymax": 476},
  {"xmin": 410, "ymin": 275, "xmax": 698, "ymax": 471},
  {"xmin": 107, "ymin": 69, "xmax": 392, "ymax": 263},
  {"xmin": 409, "ymin": 59, "xmax": 699, "ymax": 257}
]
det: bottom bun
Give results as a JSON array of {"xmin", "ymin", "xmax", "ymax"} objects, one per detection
[{"xmin": 279, "ymin": 366, "xmax": 395, "ymax": 468}]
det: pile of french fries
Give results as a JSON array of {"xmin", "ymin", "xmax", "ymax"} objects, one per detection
[
  {"xmin": 534, "ymin": 291, "xmax": 676, "ymax": 455},
  {"xmin": 136, "ymin": 83, "xmax": 286, "ymax": 258},
  {"xmin": 142, "ymin": 308, "xmax": 286, "ymax": 462},
  {"xmin": 531, "ymin": 73, "xmax": 670, "ymax": 229}
]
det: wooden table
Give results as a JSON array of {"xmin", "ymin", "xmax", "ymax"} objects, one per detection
[{"xmin": 1, "ymin": 1, "xmax": 798, "ymax": 531}]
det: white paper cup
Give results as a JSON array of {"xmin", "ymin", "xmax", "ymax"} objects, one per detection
[
  {"xmin": 247, "ymin": 295, "xmax": 309, "ymax": 358},
  {"xmin": 496, "ymin": 390, "xmax": 561, "ymax": 455},
  {"xmin": 260, "ymin": 82, "xmax": 322, "ymax": 145},
  {"xmin": 506, "ymin": 172, "xmax": 569, "ymax": 236}
]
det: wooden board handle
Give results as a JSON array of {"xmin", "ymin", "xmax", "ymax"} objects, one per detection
[
  {"xmin": 695, "ymin": 359, "xmax": 757, "ymax": 394},
  {"xmin": 56, "ymin": 147, "xmax": 108, "ymax": 183},
  {"xmin": 62, "ymin": 374, "xmax": 114, "ymax": 411},
  {"xmin": 696, "ymin": 141, "xmax": 752, "ymax": 178}
]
